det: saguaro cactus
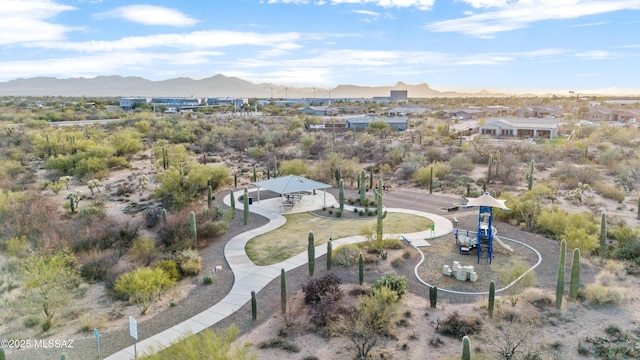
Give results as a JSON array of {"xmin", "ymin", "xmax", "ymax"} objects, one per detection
[
  {"xmin": 234, "ymin": 173, "xmax": 237, "ymax": 189},
  {"xmin": 338, "ymin": 179, "xmax": 345, "ymax": 213},
  {"xmin": 327, "ymin": 240, "xmax": 332, "ymax": 270},
  {"xmin": 335, "ymin": 166, "xmax": 341, "ymax": 187},
  {"xmin": 229, "ymin": 189, "xmax": 236, "ymax": 218},
  {"xmin": 569, "ymin": 248, "xmax": 581, "ymax": 301},
  {"xmin": 429, "ymin": 166, "xmax": 433, "ymax": 194},
  {"xmin": 487, "ymin": 153, "xmax": 493, "ymax": 184},
  {"xmin": 359, "ymin": 170, "xmax": 366, "ymax": 206},
  {"xmin": 525, "ymin": 159, "xmax": 535, "ymax": 191},
  {"xmin": 308, "ymin": 232, "xmax": 315, "ymax": 277},
  {"xmin": 243, "ymin": 187, "xmax": 249, "ymax": 226},
  {"xmin": 251, "ymin": 290, "xmax": 257, "ymax": 321},
  {"xmin": 69, "ymin": 196, "xmax": 75, "ymax": 213},
  {"xmin": 488, "ymin": 281, "xmax": 495, "ymax": 318},
  {"xmin": 556, "ymin": 239, "xmax": 567, "ymax": 310},
  {"xmin": 599, "ymin": 213, "xmax": 606, "ymax": 257},
  {"xmin": 462, "ymin": 336, "xmax": 471, "ymax": 360},
  {"xmin": 369, "ymin": 165, "xmax": 374, "ymax": 191},
  {"xmin": 358, "ymin": 252, "xmax": 364, "ymax": 285},
  {"xmin": 374, "ymin": 178, "xmax": 387, "ymax": 241},
  {"xmin": 189, "ymin": 210, "xmax": 197, "ymax": 248},
  {"xmin": 429, "ymin": 286, "xmax": 438, "ymax": 309},
  {"xmin": 162, "ymin": 208, "xmax": 167, "ymax": 227},
  {"xmin": 280, "ymin": 268, "xmax": 287, "ymax": 315},
  {"xmin": 253, "ymin": 165, "xmax": 257, "ymax": 182},
  {"xmin": 207, "ymin": 185, "xmax": 213, "ymax": 210}
]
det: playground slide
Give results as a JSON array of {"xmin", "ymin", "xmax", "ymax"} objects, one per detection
[{"xmin": 491, "ymin": 226, "xmax": 514, "ymax": 252}]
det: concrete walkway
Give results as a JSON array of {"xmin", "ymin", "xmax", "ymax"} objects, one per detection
[{"xmin": 105, "ymin": 189, "xmax": 452, "ymax": 359}]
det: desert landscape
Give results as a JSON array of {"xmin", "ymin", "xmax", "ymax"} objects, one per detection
[{"xmin": 1, "ymin": 94, "xmax": 640, "ymax": 360}]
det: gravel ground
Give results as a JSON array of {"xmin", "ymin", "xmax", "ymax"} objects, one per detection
[{"xmin": 13, "ymin": 188, "xmax": 598, "ymax": 359}]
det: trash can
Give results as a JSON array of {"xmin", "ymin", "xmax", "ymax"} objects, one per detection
[{"xmin": 248, "ymin": 197, "xmax": 253, "ymax": 205}]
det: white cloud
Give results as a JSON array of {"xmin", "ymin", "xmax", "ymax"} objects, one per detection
[
  {"xmin": 29, "ymin": 30, "xmax": 303, "ymax": 54},
  {"xmin": 426, "ymin": 1, "xmax": 640, "ymax": 38},
  {"xmin": 267, "ymin": 0, "xmax": 435, "ymax": 10},
  {"xmin": 575, "ymin": 50, "xmax": 613, "ymax": 60},
  {"xmin": 0, "ymin": 0, "xmax": 77, "ymax": 45},
  {"xmin": 94, "ymin": 5, "xmax": 199, "ymax": 27},
  {"xmin": 458, "ymin": 0, "xmax": 513, "ymax": 8},
  {"xmin": 352, "ymin": 10, "xmax": 381, "ymax": 16}
]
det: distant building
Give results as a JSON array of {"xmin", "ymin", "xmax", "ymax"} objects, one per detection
[
  {"xmin": 479, "ymin": 118, "xmax": 559, "ymax": 139},
  {"xmin": 298, "ymin": 106, "xmax": 337, "ymax": 116},
  {"xmin": 443, "ymin": 108, "xmax": 485, "ymax": 120},
  {"xmin": 205, "ymin": 97, "xmax": 245, "ymax": 111},
  {"xmin": 390, "ymin": 90, "xmax": 408, "ymax": 103},
  {"xmin": 345, "ymin": 116, "xmax": 408, "ymax": 131},
  {"xmin": 387, "ymin": 104, "xmax": 431, "ymax": 116},
  {"xmin": 120, "ymin": 97, "xmax": 149, "ymax": 111}
]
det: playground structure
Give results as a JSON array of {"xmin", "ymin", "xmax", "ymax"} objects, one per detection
[{"xmin": 455, "ymin": 192, "xmax": 511, "ymax": 264}]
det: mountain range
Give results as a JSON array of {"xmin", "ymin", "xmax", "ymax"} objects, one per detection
[{"xmin": 0, "ymin": 74, "xmax": 511, "ymax": 98}]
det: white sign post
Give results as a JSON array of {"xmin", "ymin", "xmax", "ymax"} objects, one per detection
[{"xmin": 129, "ymin": 316, "xmax": 138, "ymax": 359}]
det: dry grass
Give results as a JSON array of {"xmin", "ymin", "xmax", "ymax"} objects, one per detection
[{"xmin": 246, "ymin": 212, "xmax": 432, "ymax": 266}]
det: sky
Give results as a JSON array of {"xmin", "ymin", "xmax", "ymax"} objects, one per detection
[{"xmin": 1, "ymin": 0, "xmax": 640, "ymax": 95}]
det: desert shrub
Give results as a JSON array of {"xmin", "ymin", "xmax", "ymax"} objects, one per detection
[
  {"xmin": 156, "ymin": 259, "xmax": 180, "ymax": 282},
  {"xmin": 583, "ymin": 284, "xmax": 624, "ymax": 306},
  {"xmin": 610, "ymin": 222, "xmax": 640, "ymax": 248},
  {"xmin": 76, "ymin": 205, "xmax": 105, "ymax": 220},
  {"xmin": 129, "ymin": 237, "xmax": 157, "ymax": 266},
  {"xmin": 391, "ymin": 257, "xmax": 403, "ymax": 268},
  {"xmin": 199, "ymin": 220, "xmax": 228, "ymax": 239},
  {"xmin": 496, "ymin": 261, "xmax": 536, "ymax": 306},
  {"xmin": 332, "ymin": 244, "xmax": 360, "ymax": 266},
  {"xmin": 302, "ymin": 274, "xmax": 343, "ymax": 326},
  {"xmin": 438, "ymin": 312, "xmax": 482, "ymax": 339},
  {"xmin": 4, "ymin": 235, "xmax": 31, "ymax": 258},
  {"xmin": 114, "ymin": 267, "xmax": 176, "ymax": 315},
  {"xmin": 372, "ymin": 274, "xmax": 407, "ymax": 299},
  {"xmin": 78, "ymin": 248, "xmax": 119, "ymax": 282},
  {"xmin": 358, "ymin": 286, "xmax": 401, "ymax": 335},
  {"xmin": 594, "ymin": 183, "xmax": 626, "ymax": 203},
  {"xmin": 203, "ymin": 276, "xmax": 213, "ymax": 284},
  {"xmin": 177, "ymin": 248, "xmax": 202, "ymax": 276},
  {"xmin": 258, "ymin": 338, "xmax": 300, "ymax": 353}
]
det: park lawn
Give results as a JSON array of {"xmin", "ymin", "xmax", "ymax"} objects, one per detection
[{"xmin": 245, "ymin": 212, "xmax": 433, "ymax": 266}]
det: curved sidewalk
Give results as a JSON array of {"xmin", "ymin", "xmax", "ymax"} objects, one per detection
[{"xmin": 105, "ymin": 189, "xmax": 452, "ymax": 359}]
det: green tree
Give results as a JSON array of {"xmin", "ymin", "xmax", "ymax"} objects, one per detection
[
  {"xmin": 114, "ymin": 267, "xmax": 175, "ymax": 315},
  {"xmin": 140, "ymin": 325, "xmax": 256, "ymax": 360},
  {"xmin": 22, "ymin": 251, "xmax": 81, "ymax": 331},
  {"xmin": 279, "ymin": 159, "xmax": 308, "ymax": 176},
  {"xmin": 497, "ymin": 261, "xmax": 536, "ymax": 306},
  {"xmin": 366, "ymin": 119, "xmax": 390, "ymax": 137}
]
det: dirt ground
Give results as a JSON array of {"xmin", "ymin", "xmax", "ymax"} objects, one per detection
[{"xmin": 10, "ymin": 151, "xmax": 640, "ymax": 360}]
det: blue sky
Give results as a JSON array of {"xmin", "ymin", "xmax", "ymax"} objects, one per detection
[{"xmin": 2, "ymin": 0, "xmax": 640, "ymax": 95}]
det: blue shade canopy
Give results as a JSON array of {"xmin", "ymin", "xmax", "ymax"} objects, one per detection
[
  {"xmin": 253, "ymin": 175, "xmax": 332, "ymax": 195},
  {"xmin": 463, "ymin": 192, "xmax": 511, "ymax": 212}
]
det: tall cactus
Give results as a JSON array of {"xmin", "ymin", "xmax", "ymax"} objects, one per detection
[
  {"xmin": 251, "ymin": 290, "xmax": 257, "ymax": 321},
  {"xmin": 229, "ymin": 189, "xmax": 236, "ymax": 218},
  {"xmin": 335, "ymin": 179, "xmax": 344, "ymax": 213},
  {"xmin": 335, "ymin": 166, "xmax": 341, "ymax": 187},
  {"xmin": 429, "ymin": 166, "xmax": 433, "ymax": 194},
  {"xmin": 234, "ymin": 173, "xmax": 237, "ymax": 189},
  {"xmin": 308, "ymin": 232, "xmax": 315, "ymax": 277},
  {"xmin": 525, "ymin": 159, "xmax": 535, "ymax": 191},
  {"xmin": 462, "ymin": 336, "xmax": 471, "ymax": 360},
  {"xmin": 487, "ymin": 153, "xmax": 493, "ymax": 184},
  {"xmin": 599, "ymin": 213, "xmax": 606, "ymax": 257},
  {"xmin": 359, "ymin": 170, "xmax": 366, "ymax": 206},
  {"xmin": 569, "ymin": 248, "xmax": 581, "ymax": 301},
  {"xmin": 273, "ymin": 155, "xmax": 278, "ymax": 177},
  {"xmin": 358, "ymin": 252, "xmax": 364, "ymax": 285},
  {"xmin": 207, "ymin": 185, "xmax": 213, "ymax": 210},
  {"xmin": 189, "ymin": 210, "xmax": 197, "ymax": 248},
  {"xmin": 69, "ymin": 195, "xmax": 75, "ymax": 213},
  {"xmin": 429, "ymin": 286, "xmax": 438, "ymax": 309},
  {"xmin": 375, "ymin": 178, "xmax": 387, "ymax": 241},
  {"xmin": 556, "ymin": 239, "xmax": 566, "ymax": 310},
  {"xmin": 327, "ymin": 240, "xmax": 332, "ymax": 270},
  {"xmin": 253, "ymin": 165, "xmax": 257, "ymax": 182},
  {"xmin": 369, "ymin": 165, "xmax": 374, "ymax": 191},
  {"xmin": 162, "ymin": 208, "xmax": 167, "ymax": 227},
  {"xmin": 488, "ymin": 281, "xmax": 495, "ymax": 318},
  {"xmin": 266, "ymin": 161, "xmax": 270, "ymax": 179},
  {"xmin": 243, "ymin": 187, "xmax": 249, "ymax": 226},
  {"xmin": 280, "ymin": 268, "xmax": 287, "ymax": 315}
]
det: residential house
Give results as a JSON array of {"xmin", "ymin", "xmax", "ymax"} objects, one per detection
[
  {"xmin": 345, "ymin": 116, "xmax": 408, "ymax": 131},
  {"xmin": 119, "ymin": 97, "xmax": 149, "ymax": 111},
  {"xmin": 298, "ymin": 106, "xmax": 337, "ymax": 116},
  {"xmin": 517, "ymin": 105, "xmax": 563, "ymax": 118},
  {"xmin": 479, "ymin": 118, "xmax": 559, "ymax": 139},
  {"xmin": 443, "ymin": 108, "xmax": 485, "ymax": 120},
  {"xmin": 387, "ymin": 104, "xmax": 432, "ymax": 116}
]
